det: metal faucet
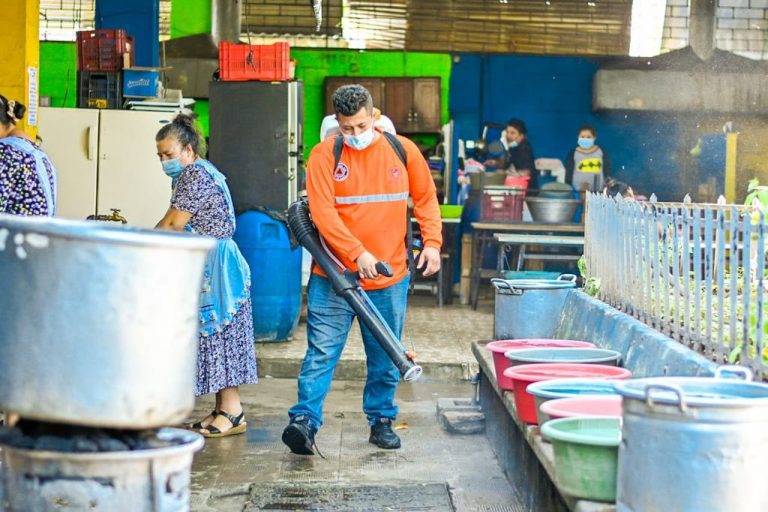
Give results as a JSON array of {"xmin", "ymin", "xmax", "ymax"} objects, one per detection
[{"xmin": 86, "ymin": 208, "xmax": 128, "ymax": 224}]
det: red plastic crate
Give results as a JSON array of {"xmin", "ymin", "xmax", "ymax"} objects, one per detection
[
  {"xmin": 77, "ymin": 29, "xmax": 134, "ymax": 71},
  {"xmin": 482, "ymin": 186, "xmax": 524, "ymax": 221},
  {"xmin": 219, "ymin": 42, "xmax": 291, "ymax": 81}
]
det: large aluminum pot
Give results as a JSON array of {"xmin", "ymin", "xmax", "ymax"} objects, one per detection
[
  {"xmin": 492, "ymin": 275, "xmax": 576, "ymax": 339},
  {"xmin": 614, "ymin": 366, "xmax": 768, "ymax": 512},
  {"xmin": 0, "ymin": 214, "xmax": 215, "ymax": 428}
]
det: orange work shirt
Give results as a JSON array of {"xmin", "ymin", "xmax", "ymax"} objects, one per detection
[{"xmin": 306, "ymin": 129, "xmax": 443, "ymax": 290}]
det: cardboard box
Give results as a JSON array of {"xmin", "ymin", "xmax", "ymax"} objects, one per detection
[{"xmin": 123, "ymin": 68, "xmax": 161, "ymax": 98}]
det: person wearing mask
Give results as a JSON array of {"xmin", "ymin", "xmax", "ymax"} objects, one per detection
[
  {"xmin": 484, "ymin": 118, "xmax": 537, "ymax": 189},
  {"xmin": 0, "ymin": 94, "xmax": 57, "ymax": 216},
  {"xmin": 282, "ymin": 84, "xmax": 442, "ymax": 455},
  {"xmin": 565, "ymin": 124, "xmax": 612, "ymax": 192},
  {"xmin": 319, "ymin": 107, "xmax": 396, "ymax": 141},
  {"xmin": 155, "ymin": 113, "xmax": 257, "ymax": 438}
]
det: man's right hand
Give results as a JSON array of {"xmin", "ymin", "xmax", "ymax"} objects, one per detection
[{"xmin": 356, "ymin": 251, "xmax": 379, "ymax": 280}]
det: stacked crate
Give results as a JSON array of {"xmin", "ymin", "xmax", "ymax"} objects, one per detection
[
  {"xmin": 218, "ymin": 42, "xmax": 292, "ymax": 82},
  {"xmin": 76, "ymin": 30, "xmax": 134, "ymax": 109}
]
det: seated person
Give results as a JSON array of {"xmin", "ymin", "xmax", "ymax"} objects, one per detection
[
  {"xmin": 565, "ymin": 124, "xmax": 611, "ymax": 192},
  {"xmin": 484, "ymin": 118, "xmax": 537, "ymax": 189},
  {"xmin": 603, "ymin": 178, "xmax": 634, "ymax": 199}
]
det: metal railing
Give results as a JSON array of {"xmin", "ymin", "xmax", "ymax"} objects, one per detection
[{"xmin": 585, "ymin": 192, "xmax": 768, "ymax": 379}]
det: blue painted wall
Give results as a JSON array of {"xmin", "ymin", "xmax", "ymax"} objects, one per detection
[
  {"xmin": 95, "ymin": 0, "xmax": 159, "ymax": 67},
  {"xmin": 450, "ymin": 54, "xmax": 686, "ymax": 201}
]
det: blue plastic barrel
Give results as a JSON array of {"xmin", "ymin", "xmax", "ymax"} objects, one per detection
[{"xmin": 234, "ymin": 211, "xmax": 302, "ymax": 342}]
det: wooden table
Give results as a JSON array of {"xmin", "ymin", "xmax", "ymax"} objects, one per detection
[
  {"xmin": 494, "ymin": 233, "xmax": 585, "ymax": 272},
  {"xmin": 469, "ymin": 221, "xmax": 584, "ymax": 309}
]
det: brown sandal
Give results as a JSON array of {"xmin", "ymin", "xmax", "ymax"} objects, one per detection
[{"xmin": 200, "ymin": 410, "xmax": 246, "ymax": 438}]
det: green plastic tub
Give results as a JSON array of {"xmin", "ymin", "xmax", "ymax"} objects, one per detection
[{"xmin": 540, "ymin": 417, "xmax": 621, "ymax": 502}]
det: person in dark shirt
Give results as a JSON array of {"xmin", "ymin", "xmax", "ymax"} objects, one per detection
[{"xmin": 485, "ymin": 118, "xmax": 537, "ymax": 189}]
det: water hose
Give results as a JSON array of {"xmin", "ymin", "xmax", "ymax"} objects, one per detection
[{"xmin": 287, "ymin": 198, "xmax": 423, "ymax": 382}]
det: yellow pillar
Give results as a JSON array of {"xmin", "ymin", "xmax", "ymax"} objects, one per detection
[
  {"xmin": 725, "ymin": 132, "xmax": 739, "ymax": 203},
  {"xmin": 0, "ymin": 0, "xmax": 39, "ymax": 139}
]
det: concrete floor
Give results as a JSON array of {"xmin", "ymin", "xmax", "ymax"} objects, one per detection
[{"xmin": 187, "ymin": 293, "xmax": 527, "ymax": 511}]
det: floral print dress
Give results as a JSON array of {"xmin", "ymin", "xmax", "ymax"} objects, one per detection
[
  {"xmin": 171, "ymin": 162, "xmax": 258, "ymax": 396},
  {"xmin": 0, "ymin": 139, "xmax": 56, "ymax": 216}
]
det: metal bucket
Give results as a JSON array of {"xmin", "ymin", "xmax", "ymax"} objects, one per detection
[
  {"xmin": 0, "ymin": 428, "xmax": 204, "ymax": 512},
  {"xmin": 614, "ymin": 366, "xmax": 768, "ymax": 512},
  {"xmin": 0, "ymin": 214, "xmax": 215, "ymax": 428},
  {"xmin": 492, "ymin": 275, "xmax": 577, "ymax": 339}
]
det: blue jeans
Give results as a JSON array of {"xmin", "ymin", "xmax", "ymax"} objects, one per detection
[{"xmin": 288, "ymin": 274, "xmax": 409, "ymax": 429}]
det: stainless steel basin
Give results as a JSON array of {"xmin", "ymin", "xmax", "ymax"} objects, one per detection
[
  {"xmin": 525, "ymin": 197, "xmax": 580, "ymax": 223},
  {"xmin": 0, "ymin": 213, "xmax": 215, "ymax": 428}
]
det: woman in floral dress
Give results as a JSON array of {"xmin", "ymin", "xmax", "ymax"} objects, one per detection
[
  {"xmin": 155, "ymin": 113, "xmax": 257, "ymax": 438},
  {"xmin": 0, "ymin": 94, "xmax": 57, "ymax": 216}
]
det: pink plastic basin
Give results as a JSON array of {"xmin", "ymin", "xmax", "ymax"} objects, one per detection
[
  {"xmin": 540, "ymin": 396, "xmax": 623, "ymax": 421},
  {"xmin": 486, "ymin": 339, "xmax": 596, "ymax": 391},
  {"xmin": 503, "ymin": 363, "xmax": 632, "ymax": 424}
]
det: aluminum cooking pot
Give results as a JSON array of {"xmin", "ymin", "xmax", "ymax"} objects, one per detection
[
  {"xmin": 0, "ymin": 214, "xmax": 215, "ymax": 428},
  {"xmin": 614, "ymin": 366, "xmax": 768, "ymax": 512},
  {"xmin": 491, "ymin": 275, "xmax": 577, "ymax": 339}
]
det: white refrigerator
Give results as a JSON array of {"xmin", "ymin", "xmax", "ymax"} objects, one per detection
[{"xmin": 38, "ymin": 107, "xmax": 175, "ymax": 229}]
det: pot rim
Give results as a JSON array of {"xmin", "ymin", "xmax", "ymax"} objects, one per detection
[
  {"xmin": 526, "ymin": 377, "xmax": 620, "ymax": 399},
  {"xmin": 0, "ymin": 213, "xmax": 215, "ymax": 251},
  {"xmin": 615, "ymin": 376, "xmax": 768, "ymax": 408},
  {"xmin": 0, "ymin": 427, "xmax": 204, "ymax": 460}
]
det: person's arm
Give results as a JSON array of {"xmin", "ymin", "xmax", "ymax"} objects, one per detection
[
  {"xmin": 402, "ymin": 137, "xmax": 443, "ymax": 276},
  {"xmin": 305, "ymin": 143, "xmax": 369, "ymax": 268},
  {"xmin": 565, "ymin": 148, "xmax": 576, "ymax": 184},
  {"xmin": 156, "ymin": 207, "xmax": 192, "ymax": 231}
]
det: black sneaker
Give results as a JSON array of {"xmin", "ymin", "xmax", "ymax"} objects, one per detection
[
  {"xmin": 282, "ymin": 415, "xmax": 317, "ymax": 455},
  {"xmin": 369, "ymin": 418, "xmax": 401, "ymax": 449}
]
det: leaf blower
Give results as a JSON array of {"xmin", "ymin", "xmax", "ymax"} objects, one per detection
[{"xmin": 287, "ymin": 198, "xmax": 423, "ymax": 382}]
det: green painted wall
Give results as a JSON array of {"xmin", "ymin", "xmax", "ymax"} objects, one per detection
[
  {"xmin": 38, "ymin": 42, "xmax": 452, "ymax": 159},
  {"xmin": 40, "ymin": 42, "xmax": 77, "ymax": 107},
  {"xmin": 292, "ymin": 48, "xmax": 452, "ymax": 154},
  {"xmin": 170, "ymin": 0, "xmax": 211, "ymax": 39}
]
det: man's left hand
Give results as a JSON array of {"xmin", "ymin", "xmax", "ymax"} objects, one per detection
[{"xmin": 417, "ymin": 246, "xmax": 441, "ymax": 277}]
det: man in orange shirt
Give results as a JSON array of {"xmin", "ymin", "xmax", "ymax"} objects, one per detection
[{"xmin": 282, "ymin": 84, "xmax": 443, "ymax": 454}]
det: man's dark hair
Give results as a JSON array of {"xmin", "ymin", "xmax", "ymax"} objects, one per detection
[
  {"xmin": 332, "ymin": 84, "xmax": 373, "ymax": 116},
  {"xmin": 506, "ymin": 118, "xmax": 527, "ymax": 135}
]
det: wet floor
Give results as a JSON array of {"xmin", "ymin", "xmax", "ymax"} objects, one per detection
[{"xmin": 188, "ymin": 378, "xmax": 526, "ymax": 511}]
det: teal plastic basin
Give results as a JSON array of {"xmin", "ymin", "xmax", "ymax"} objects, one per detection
[{"xmin": 541, "ymin": 417, "xmax": 621, "ymax": 502}]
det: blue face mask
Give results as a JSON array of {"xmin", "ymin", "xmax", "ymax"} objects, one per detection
[
  {"xmin": 578, "ymin": 137, "xmax": 595, "ymax": 149},
  {"xmin": 344, "ymin": 127, "xmax": 375, "ymax": 151},
  {"xmin": 162, "ymin": 158, "xmax": 185, "ymax": 180},
  {"xmin": 508, "ymin": 140, "xmax": 519, "ymax": 149}
]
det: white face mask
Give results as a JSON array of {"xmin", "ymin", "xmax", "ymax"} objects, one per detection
[{"xmin": 343, "ymin": 127, "xmax": 375, "ymax": 150}]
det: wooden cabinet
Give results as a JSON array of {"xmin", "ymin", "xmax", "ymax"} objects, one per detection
[{"xmin": 324, "ymin": 77, "xmax": 441, "ymax": 133}]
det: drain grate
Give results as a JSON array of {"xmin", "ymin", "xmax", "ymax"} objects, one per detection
[{"xmin": 246, "ymin": 482, "xmax": 454, "ymax": 511}]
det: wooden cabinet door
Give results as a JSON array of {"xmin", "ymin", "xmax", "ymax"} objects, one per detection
[
  {"xmin": 383, "ymin": 78, "xmax": 414, "ymax": 132},
  {"xmin": 324, "ymin": 77, "xmax": 383, "ymax": 116},
  {"xmin": 413, "ymin": 78, "xmax": 442, "ymax": 132}
]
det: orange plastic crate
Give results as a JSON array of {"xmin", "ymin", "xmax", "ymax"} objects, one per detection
[{"xmin": 218, "ymin": 42, "xmax": 291, "ymax": 81}]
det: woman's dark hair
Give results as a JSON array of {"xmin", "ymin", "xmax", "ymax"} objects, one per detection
[
  {"xmin": 332, "ymin": 84, "xmax": 373, "ymax": 116},
  {"xmin": 0, "ymin": 94, "xmax": 26, "ymax": 126},
  {"xmin": 155, "ymin": 112, "xmax": 207, "ymax": 157},
  {"xmin": 506, "ymin": 118, "xmax": 527, "ymax": 135},
  {"xmin": 579, "ymin": 124, "xmax": 597, "ymax": 137}
]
